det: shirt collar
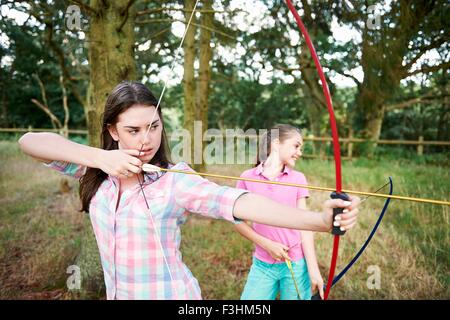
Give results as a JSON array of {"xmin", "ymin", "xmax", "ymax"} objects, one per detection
[
  {"xmin": 142, "ymin": 170, "xmax": 165, "ymax": 184},
  {"xmin": 254, "ymin": 161, "xmax": 292, "ymax": 177},
  {"xmin": 108, "ymin": 163, "xmax": 173, "ymax": 186},
  {"xmin": 141, "ymin": 162, "xmax": 175, "ymax": 184}
]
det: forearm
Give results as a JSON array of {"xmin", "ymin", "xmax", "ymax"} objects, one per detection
[
  {"xmin": 233, "ymin": 193, "xmax": 330, "ymax": 232},
  {"xmin": 300, "ymin": 231, "xmax": 320, "ymax": 272},
  {"xmin": 18, "ymin": 132, "xmax": 102, "ymax": 168},
  {"xmin": 235, "ymin": 222, "xmax": 271, "ymax": 249},
  {"xmin": 297, "ymin": 199, "xmax": 320, "ymax": 271}
]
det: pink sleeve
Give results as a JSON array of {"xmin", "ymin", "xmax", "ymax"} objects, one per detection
[
  {"xmin": 236, "ymin": 175, "xmax": 247, "ymax": 190},
  {"xmin": 297, "ymin": 173, "xmax": 310, "ymax": 199}
]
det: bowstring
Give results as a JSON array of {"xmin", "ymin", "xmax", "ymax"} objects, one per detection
[{"xmin": 134, "ymin": 0, "xmax": 200, "ymax": 299}]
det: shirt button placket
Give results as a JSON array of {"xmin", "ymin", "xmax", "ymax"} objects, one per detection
[
  {"xmin": 112, "ymin": 216, "xmax": 117, "ymax": 299},
  {"xmin": 111, "ymin": 192, "xmax": 119, "ymax": 299}
]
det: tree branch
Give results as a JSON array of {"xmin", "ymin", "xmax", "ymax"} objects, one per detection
[
  {"xmin": 43, "ymin": 21, "xmax": 87, "ymax": 109},
  {"xmin": 33, "ymin": 73, "xmax": 49, "ymax": 108},
  {"xmin": 409, "ymin": 36, "xmax": 448, "ymax": 52},
  {"xmin": 136, "ymin": 18, "xmax": 237, "ymax": 40},
  {"xmin": 403, "ymin": 37, "xmax": 448, "ymax": 72},
  {"xmin": 135, "ymin": 28, "xmax": 171, "ymax": 49},
  {"xmin": 386, "ymin": 93, "xmax": 449, "ymax": 111},
  {"xmin": 406, "ymin": 61, "xmax": 450, "ymax": 77},
  {"xmin": 59, "ymin": 74, "xmax": 70, "ymax": 135},
  {"xmin": 117, "ymin": 0, "xmax": 136, "ymax": 33},
  {"xmin": 136, "ymin": 7, "xmax": 243, "ymax": 16},
  {"xmin": 69, "ymin": 0, "xmax": 98, "ymax": 16},
  {"xmin": 31, "ymin": 74, "xmax": 63, "ymax": 129},
  {"xmin": 333, "ymin": 69, "xmax": 361, "ymax": 87},
  {"xmin": 23, "ymin": 1, "xmax": 87, "ymax": 111},
  {"xmin": 272, "ymin": 65, "xmax": 302, "ymax": 73}
]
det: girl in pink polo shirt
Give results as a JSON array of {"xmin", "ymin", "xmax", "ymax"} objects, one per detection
[
  {"xmin": 236, "ymin": 124, "xmax": 323, "ymax": 300},
  {"xmin": 19, "ymin": 82, "xmax": 359, "ymax": 300}
]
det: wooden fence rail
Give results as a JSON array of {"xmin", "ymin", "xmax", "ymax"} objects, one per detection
[
  {"xmin": 0, "ymin": 127, "xmax": 88, "ymax": 135},
  {"xmin": 1, "ymin": 127, "xmax": 449, "ymax": 158}
]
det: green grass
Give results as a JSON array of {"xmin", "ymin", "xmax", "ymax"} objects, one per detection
[
  {"xmin": 182, "ymin": 159, "xmax": 449, "ymax": 299},
  {"xmin": 299, "ymin": 157, "xmax": 449, "ymax": 298},
  {"xmin": 0, "ymin": 140, "xmax": 448, "ymax": 299},
  {"xmin": 0, "ymin": 140, "xmax": 87, "ymax": 299}
]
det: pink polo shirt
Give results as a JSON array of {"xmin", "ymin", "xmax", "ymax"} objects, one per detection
[{"xmin": 236, "ymin": 162, "xmax": 309, "ymax": 264}]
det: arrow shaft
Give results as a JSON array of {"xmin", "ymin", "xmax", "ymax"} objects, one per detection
[{"xmin": 147, "ymin": 167, "xmax": 450, "ymax": 206}]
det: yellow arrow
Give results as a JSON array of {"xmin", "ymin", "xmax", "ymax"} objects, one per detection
[
  {"xmin": 142, "ymin": 165, "xmax": 450, "ymax": 206},
  {"xmin": 285, "ymin": 259, "xmax": 302, "ymax": 300}
]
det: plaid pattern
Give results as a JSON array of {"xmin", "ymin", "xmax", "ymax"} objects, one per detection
[{"xmin": 45, "ymin": 161, "xmax": 248, "ymax": 299}]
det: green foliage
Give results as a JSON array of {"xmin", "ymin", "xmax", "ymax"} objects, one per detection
[
  {"xmin": 0, "ymin": 0, "xmax": 448, "ymax": 160},
  {"xmin": 69, "ymin": 135, "xmax": 88, "ymax": 145},
  {"xmin": 0, "ymin": 2, "xmax": 86, "ymax": 129}
]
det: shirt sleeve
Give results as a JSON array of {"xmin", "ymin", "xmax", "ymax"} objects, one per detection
[
  {"xmin": 235, "ymin": 176, "xmax": 247, "ymax": 190},
  {"xmin": 234, "ymin": 175, "xmax": 249, "ymax": 224},
  {"xmin": 173, "ymin": 162, "xmax": 249, "ymax": 224},
  {"xmin": 297, "ymin": 173, "xmax": 310, "ymax": 199},
  {"xmin": 43, "ymin": 160, "xmax": 86, "ymax": 179}
]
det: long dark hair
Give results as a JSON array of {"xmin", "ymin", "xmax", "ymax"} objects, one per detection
[
  {"xmin": 255, "ymin": 124, "xmax": 302, "ymax": 167},
  {"xmin": 79, "ymin": 81, "xmax": 171, "ymax": 212}
]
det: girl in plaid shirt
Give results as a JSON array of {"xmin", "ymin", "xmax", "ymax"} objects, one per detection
[{"xmin": 18, "ymin": 82, "xmax": 360, "ymax": 300}]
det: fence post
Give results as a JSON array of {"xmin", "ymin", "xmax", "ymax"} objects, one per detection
[
  {"xmin": 347, "ymin": 129, "xmax": 354, "ymax": 160},
  {"xmin": 417, "ymin": 135, "xmax": 424, "ymax": 156},
  {"xmin": 310, "ymin": 134, "xmax": 316, "ymax": 158}
]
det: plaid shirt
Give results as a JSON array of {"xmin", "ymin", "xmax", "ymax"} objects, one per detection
[{"xmin": 45, "ymin": 161, "xmax": 247, "ymax": 299}]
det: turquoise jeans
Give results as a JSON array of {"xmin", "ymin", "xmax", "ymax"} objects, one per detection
[{"xmin": 241, "ymin": 257, "xmax": 312, "ymax": 300}]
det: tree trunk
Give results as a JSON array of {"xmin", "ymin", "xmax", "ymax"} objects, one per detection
[
  {"xmin": 356, "ymin": 32, "xmax": 398, "ymax": 156},
  {"xmin": 87, "ymin": 0, "xmax": 137, "ymax": 147},
  {"xmin": 307, "ymin": 101, "xmax": 327, "ymax": 157},
  {"xmin": 355, "ymin": 1, "xmax": 437, "ymax": 156},
  {"xmin": 437, "ymin": 69, "xmax": 449, "ymax": 142},
  {"xmin": 358, "ymin": 85, "xmax": 386, "ymax": 140},
  {"xmin": 196, "ymin": 0, "xmax": 213, "ymax": 172},
  {"xmin": 298, "ymin": 0, "xmax": 327, "ymax": 156},
  {"xmin": 60, "ymin": 74, "xmax": 70, "ymax": 138},
  {"xmin": 0, "ymin": 62, "xmax": 12, "ymax": 127},
  {"xmin": 183, "ymin": 0, "xmax": 197, "ymax": 165},
  {"xmin": 1, "ymin": 83, "xmax": 8, "ymax": 127},
  {"xmin": 78, "ymin": 1, "xmax": 137, "ymax": 299}
]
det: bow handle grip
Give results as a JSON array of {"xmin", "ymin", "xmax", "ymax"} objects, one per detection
[
  {"xmin": 330, "ymin": 191, "xmax": 350, "ymax": 236},
  {"xmin": 311, "ymin": 292, "xmax": 322, "ymax": 300}
]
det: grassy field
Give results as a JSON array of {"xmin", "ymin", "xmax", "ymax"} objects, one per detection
[{"xmin": 0, "ymin": 140, "xmax": 448, "ymax": 299}]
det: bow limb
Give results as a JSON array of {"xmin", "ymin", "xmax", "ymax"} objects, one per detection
[
  {"xmin": 332, "ymin": 177, "xmax": 393, "ymax": 286},
  {"xmin": 284, "ymin": 0, "xmax": 344, "ymax": 300},
  {"xmin": 311, "ymin": 178, "xmax": 393, "ymax": 299}
]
